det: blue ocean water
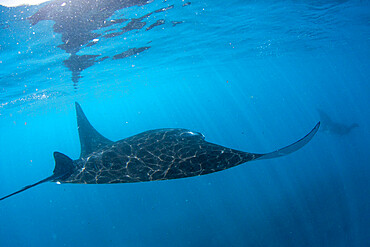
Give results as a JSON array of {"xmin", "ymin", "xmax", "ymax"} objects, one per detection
[{"xmin": 0, "ymin": 0, "xmax": 369, "ymax": 246}]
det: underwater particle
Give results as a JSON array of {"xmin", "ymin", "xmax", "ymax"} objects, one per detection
[
  {"xmin": 226, "ymin": 80, "xmax": 229, "ymax": 83},
  {"xmin": 24, "ymin": 122, "xmax": 27, "ymax": 126}
]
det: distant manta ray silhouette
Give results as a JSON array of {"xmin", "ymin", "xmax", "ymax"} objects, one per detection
[
  {"xmin": 317, "ymin": 109, "xmax": 358, "ymax": 135},
  {"xmin": 0, "ymin": 103, "xmax": 320, "ymax": 201}
]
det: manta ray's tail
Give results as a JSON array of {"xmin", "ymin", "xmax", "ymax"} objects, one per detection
[
  {"xmin": 256, "ymin": 122, "xmax": 320, "ymax": 160},
  {"xmin": 0, "ymin": 175, "xmax": 55, "ymax": 201},
  {"xmin": 0, "ymin": 152, "xmax": 74, "ymax": 201}
]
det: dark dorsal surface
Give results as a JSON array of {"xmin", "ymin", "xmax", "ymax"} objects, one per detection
[
  {"xmin": 63, "ymin": 129, "xmax": 261, "ymax": 184},
  {"xmin": 62, "ymin": 103, "xmax": 319, "ymax": 184},
  {"xmin": 0, "ymin": 102, "xmax": 319, "ymax": 201},
  {"xmin": 75, "ymin": 102, "xmax": 113, "ymax": 157}
]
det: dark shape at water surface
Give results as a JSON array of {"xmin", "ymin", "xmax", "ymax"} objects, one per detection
[
  {"xmin": 104, "ymin": 31, "xmax": 125, "ymax": 38},
  {"xmin": 105, "ymin": 28, "xmax": 117, "ymax": 33},
  {"xmin": 146, "ymin": 19, "xmax": 165, "ymax": 31},
  {"xmin": 109, "ymin": 18, "xmax": 129, "ymax": 24},
  {"xmin": 172, "ymin": 21, "xmax": 184, "ymax": 27},
  {"xmin": 121, "ymin": 18, "xmax": 147, "ymax": 32},
  {"xmin": 154, "ymin": 5, "xmax": 174, "ymax": 13},
  {"xmin": 85, "ymin": 41, "xmax": 98, "ymax": 48},
  {"xmin": 63, "ymin": 54, "xmax": 99, "ymax": 87},
  {"xmin": 97, "ymin": 19, "xmax": 129, "ymax": 32},
  {"xmin": 0, "ymin": 103, "xmax": 320, "ymax": 201},
  {"xmin": 113, "ymin": 46, "xmax": 150, "ymax": 60},
  {"xmin": 317, "ymin": 109, "xmax": 359, "ymax": 135},
  {"xmin": 28, "ymin": 0, "xmax": 151, "ymax": 85},
  {"xmin": 96, "ymin": 56, "xmax": 110, "ymax": 63},
  {"xmin": 56, "ymin": 32, "xmax": 101, "ymax": 54},
  {"xmin": 29, "ymin": 0, "xmax": 150, "ymax": 53},
  {"xmin": 27, "ymin": 0, "xmax": 184, "ymax": 86}
]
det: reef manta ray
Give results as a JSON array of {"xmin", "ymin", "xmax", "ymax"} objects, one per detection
[{"xmin": 0, "ymin": 103, "xmax": 320, "ymax": 201}]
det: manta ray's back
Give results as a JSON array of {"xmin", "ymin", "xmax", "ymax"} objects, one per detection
[{"xmin": 0, "ymin": 102, "xmax": 320, "ymax": 201}]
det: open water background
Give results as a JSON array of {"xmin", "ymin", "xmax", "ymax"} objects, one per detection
[{"xmin": 0, "ymin": 0, "xmax": 369, "ymax": 246}]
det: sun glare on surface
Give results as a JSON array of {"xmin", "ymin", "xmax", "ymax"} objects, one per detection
[{"xmin": 0, "ymin": 0, "xmax": 49, "ymax": 7}]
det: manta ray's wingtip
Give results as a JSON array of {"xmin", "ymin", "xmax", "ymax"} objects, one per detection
[
  {"xmin": 75, "ymin": 102, "xmax": 85, "ymax": 120},
  {"xmin": 75, "ymin": 102, "xmax": 82, "ymax": 110},
  {"xmin": 315, "ymin": 121, "xmax": 321, "ymax": 131},
  {"xmin": 256, "ymin": 121, "xmax": 320, "ymax": 160}
]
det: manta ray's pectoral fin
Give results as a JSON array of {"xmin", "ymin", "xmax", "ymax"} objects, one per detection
[
  {"xmin": 256, "ymin": 122, "xmax": 320, "ymax": 160},
  {"xmin": 75, "ymin": 102, "xmax": 113, "ymax": 158},
  {"xmin": 0, "ymin": 152, "xmax": 74, "ymax": 201}
]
